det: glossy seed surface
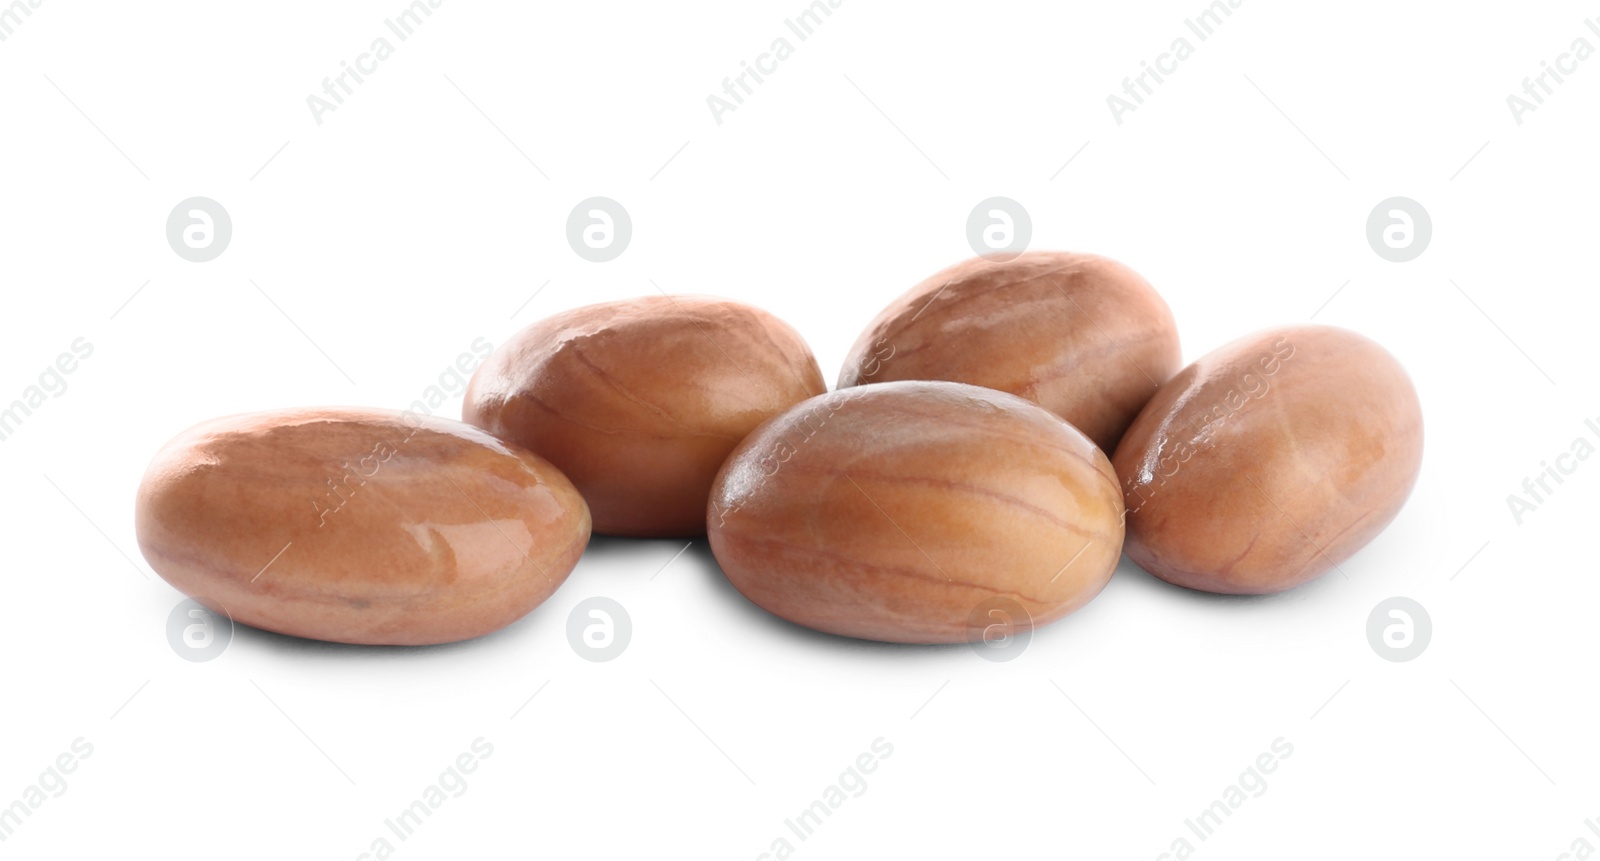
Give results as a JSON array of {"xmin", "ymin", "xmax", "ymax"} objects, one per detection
[
  {"xmin": 1112, "ymin": 325, "xmax": 1423, "ymax": 594},
  {"xmin": 839, "ymin": 251, "xmax": 1181, "ymax": 452},
  {"xmin": 136, "ymin": 408, "xmax": 591, "ymax": 645},
  {"xmin": 708, "ymin": 381, "xmax": 1125, "ymax": 643},
  {"xmin": 466, "ymin": 296, "xmax": 826, "ymax": 537}
]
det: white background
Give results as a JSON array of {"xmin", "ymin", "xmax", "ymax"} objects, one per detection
[{"xmin": 2, "ymin": 0, "xmax": 1596, "ymax": 857}]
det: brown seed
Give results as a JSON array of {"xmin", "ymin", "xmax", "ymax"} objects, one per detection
[
  {"xmin": 465, "ymin": 295, "xmax": 827, "ymax": 537},
  {"xmin": 707, "ymin": 381, "xmax": 1125, "ymax": 644},
  {"xmin": 135, "ymin": 408, "xmax": 591, "ymax": 645},
  {"xmin": 838, "ymin": 251, "xmax": 1182, "ymax": 452},
  {"xmin": 1111, "ymin": 325, "xmax": 1424, "ymax": 594}
]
